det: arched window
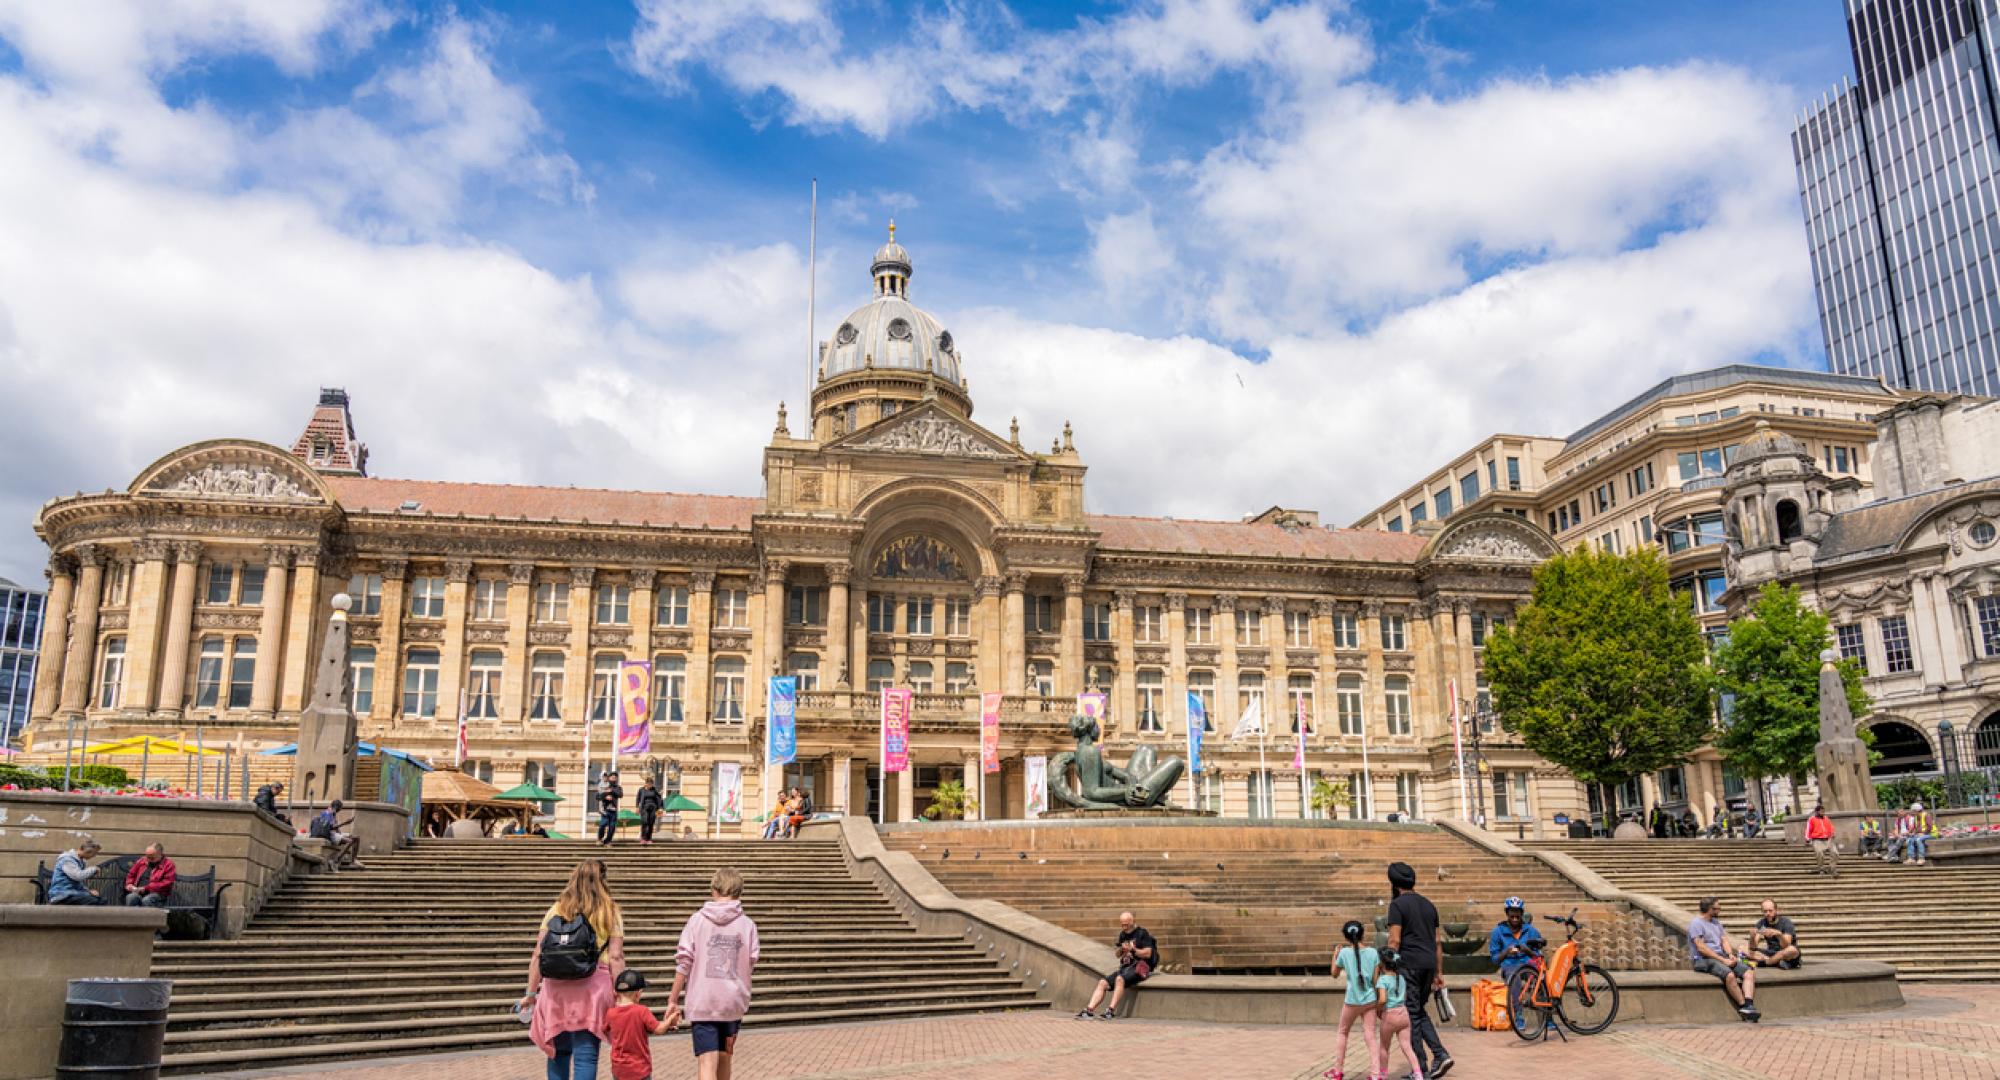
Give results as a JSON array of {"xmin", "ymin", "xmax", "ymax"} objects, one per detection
[
  {"xmin": 1866, "ymin": 719, "xmax": 1935, "ymax": 778},
  {"xmin": 1973, "ymin": 712, "xmax": 2000, "ymax": 769},
  {"xmin": 1775, "ymin": 499, "xmax": 1803, "ymax": 542}
]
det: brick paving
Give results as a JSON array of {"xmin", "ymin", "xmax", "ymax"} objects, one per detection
[{"xmin": 208, "ymin": 984, "xmax": 2000, "ymax": 1080}]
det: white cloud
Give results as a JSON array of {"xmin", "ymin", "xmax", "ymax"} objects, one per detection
[{"xmin": 1089, "ymin": 207, "xmax": 1179, "ymax": 308}]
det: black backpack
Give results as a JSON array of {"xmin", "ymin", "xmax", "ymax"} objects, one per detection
[
  {"xmin": 538, "ymin": 913, "xmax": 600, "ymax": 980},
  {"xmin": 309, "ymin": 813, "xmax": 334, "ymax": 840}
]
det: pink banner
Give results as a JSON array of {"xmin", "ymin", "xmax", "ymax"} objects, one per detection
[
  {"xmin": 881, "ymin": 688, "xmax": 912, "ymax": 773},
  {"xmin": 980, "ymin": 692, "xmax": 1003, "ymax": 775},
  {"xmin": 617, "ymin": 660, "xmax": 652, "ymax": 755},
  {"xmin": 1293, "ymin": 696, "xmax": 1307, "ymax": 770},
  {"xmin": 1077, "ymin": 692, "xmax": 1108, "ymax": 721}
]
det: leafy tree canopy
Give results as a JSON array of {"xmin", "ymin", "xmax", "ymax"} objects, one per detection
[{"xmin": 1711, "ymin": 582, "xmax": 1870, "ymax": 783}]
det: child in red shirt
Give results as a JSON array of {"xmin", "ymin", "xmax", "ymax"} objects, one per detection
[{"xmin": 605, "ymin": 969, "xmax": 675, "ymax": 1080}]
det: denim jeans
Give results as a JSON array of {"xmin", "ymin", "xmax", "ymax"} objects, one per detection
[
  {"xmin": 1906, "ymin": 835, "xmax": 1929, "ymax": 861},
  {"xmin": 547, "ymin": 1030, "xmax": 599, "ymax": 1080}
]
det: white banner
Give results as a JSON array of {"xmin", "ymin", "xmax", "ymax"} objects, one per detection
[
  {"xmin": 1024, "ymin": 755, "xmax": 1048, "ymax": 819},
  {"xmin": 713, "ymin": 762, "xmax": 743, "ymax": 823}
]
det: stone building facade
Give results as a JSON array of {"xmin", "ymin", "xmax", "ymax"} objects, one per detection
[{"xmin": 28, "ymin": 232, "xmax": 1574, "ymax": 832}]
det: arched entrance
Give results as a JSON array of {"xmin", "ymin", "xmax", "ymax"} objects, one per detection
[
  {"xmin": 1867, "ymin": 719, "xmax": 1936, "ymax": 778},
  {"xmin": 1976, "ymin": 711, "xmax": 2000, "ymax": 770}
]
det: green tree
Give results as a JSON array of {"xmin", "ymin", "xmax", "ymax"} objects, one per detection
[
  {"xmin": 1484, "ymin": 547, "xmax": 1713, "ymax": 829},
  {"xmin": 921, "ymin": 778, "xmax": 978, "ymax": 821},
  {"xmin": 1711, "ymin": 582, "xmax": 1870, "ymax": 785},
  {"xmin": 1308, "ymin": 776, "xmax": 1351, "ymax": 818}
]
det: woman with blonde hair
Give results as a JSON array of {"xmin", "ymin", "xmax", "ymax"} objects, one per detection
[{"xmin": 520, "ymin": 859, "xmax": 625, "ymax": 1079}]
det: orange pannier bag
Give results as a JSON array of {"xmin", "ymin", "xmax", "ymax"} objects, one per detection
[{"xmin": 1470, "ymin": 978, "xmax": 1510, "ymax": 1031}]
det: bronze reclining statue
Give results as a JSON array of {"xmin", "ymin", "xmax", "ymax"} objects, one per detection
[{"xmin": 1048, "ymin": 714, "xmax": 1186, "ymax": 810}]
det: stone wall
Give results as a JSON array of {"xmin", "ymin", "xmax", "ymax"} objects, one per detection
[
  {"xmin": 0, "ymin": 791, "xmax": 296, "ymax": 936},
  {"xmin": 0, "ymin": 905, "xmax": 163, "ymax": 1080}
]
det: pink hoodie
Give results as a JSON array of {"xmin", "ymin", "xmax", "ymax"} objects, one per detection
[{"xmin": 676, "ymin": 899, "xmax": 760, "ymax": 1022}]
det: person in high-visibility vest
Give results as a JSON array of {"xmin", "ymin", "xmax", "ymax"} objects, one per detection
[{"xmin": 1904, "ymin": 802, "xmax": 1936, "ymax": 866}]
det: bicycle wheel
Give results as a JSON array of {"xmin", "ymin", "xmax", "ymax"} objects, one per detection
[
  {"xmin": 1506, "ymin": 966, "xmax": 1549, "ymax": 1042},
  {"xmin": 1557, "ymin": 962, "xmax": 1620, "ymax": 1035}
]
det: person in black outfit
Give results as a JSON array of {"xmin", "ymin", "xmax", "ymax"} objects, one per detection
[
  {"xmin": 635, "ymin": 779, "xmax": 663, "ymax": 844},
  {"xmin": 253, "ymin": 781, "xmax": 290, "ymax": 826},
  {"xmin": 1385, "ymin": 862, "xmax": 1454, "ymax": 1078},
  {"xmin": 1076, "ymin": 911, "xmax": 1158, "ymax": 1020},
  {"xmin": 597, "ymin": 772, "xmax": 623, "ymax": 846}
]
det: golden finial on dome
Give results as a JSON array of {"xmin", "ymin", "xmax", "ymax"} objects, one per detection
[{"xmin": 887, "ymin": 219, "xmax": 896, "ymax": 243}]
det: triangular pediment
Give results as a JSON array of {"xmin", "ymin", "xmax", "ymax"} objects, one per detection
[
  {"xmin": 829, "ymin": 403, "xmax": 1023, "ymax": 461},
  {"xmin": 130, "ymin": 439, "xmax": 333, "ymax": 504}
]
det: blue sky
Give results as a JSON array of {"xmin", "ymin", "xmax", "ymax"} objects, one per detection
[{"xmin": 0, "ymin": 1, "xmax": 1857, "ymax": 583}]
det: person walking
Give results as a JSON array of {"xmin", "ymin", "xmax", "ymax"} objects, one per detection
[
  {"xmin": 605, "ymin": 969, "xmax": 673, "ymax": 1080},
  {"xmin": 48, "ymin": 837, "xmax": 106, "ymax": 905},
  {"xmin": 1806, "ymin": 805, "xmax": 1839, "ymax": 877},
  {"xmin": 597, "ymin": 772, "xmax": 623, "ymax": 847},
  {"xmin": 1376, "ymin": 948, "xmax": 1425, "ymax": 1080},
  {"xmin": 1323, "ymin": 919, "xmax": 1382, "ymax": 1080},
  {"xmin": 520, "ymin": 859, "xmax": 625, "ymax": 1080},
  {"xmin": 635, "ymin": 780, "xmax": 662, "ymax": 845},
  {"xmin": 1385, "ymin": 862, "xmax": 1453, "ymax": 1078},
  {"xmin": 667, "ymin": 867, "xmax": 760, "ymax": 1080}
]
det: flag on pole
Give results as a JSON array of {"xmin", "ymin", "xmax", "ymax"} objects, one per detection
[
  {"xmin": 453, "ymin": 689, "xmax": 468, "ymax": 768},
  {"xmin": 979, "ymin": 692, "xmax": 1002, "ymax": 774},
  {"xmin": 1293, "ymin": 695, "xmax": 1307, "ymax": 770},
  {"xmin": 767, "ymin": 676, "xmax": 797, "ymax": 767},
  {"xmin": 1231, "ymin": 696, "xmax": 1264, "ymax": 740},
  {"xmin": 616, "ymin": 660, "xmax": 653, "ymax": 755},
  {"xmin": 881, "ymin": 688, "xmax": 912, "ymax": 773},
  {"xmin": 1185, "ymin": 691, "xmax": 1206, "ymax": 775},
  {"xmin": 1024, "ymin": 755, "xmax": 1048, "ymax": 818}
]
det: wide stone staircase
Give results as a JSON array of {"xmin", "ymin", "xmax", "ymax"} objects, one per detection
[
  {"xmin": 150, "ymin": 839, "xmax": 1044, "ymax": 1074},
  {"xmin": 1524, "ymin": 838, "xmax": 2000, "ymax": 983},
  {"xmin": 885, "ymin": 822, "xmax": 1684, "ymax": 974}
]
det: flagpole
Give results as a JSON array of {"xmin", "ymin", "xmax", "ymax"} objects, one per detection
[
  {"xmin": 1182, "ymin": 692, "xmax": 1196, "ymax": 810},
  {"xmin": 1360, "ymin": 709, "xmax": 1372, "ymax": 821},
  {"xmin": 1297, "ymin": 698, "xmax": 1309, "ymax": 820},
  {"xmin": 1257, "ymin": 722, "xmax": 1268, "ymax": 819},
  {"xmin": 455, "ymin": 687, "xmax": 468, "ymax": 769},
  {"xmin": 580, "ymin": 702, "xmax": 593, "ymax": 838},
  {"xmin": 1450, "ymin": 678, "xmax": 1470, "ymax": 823},
  {"xmin": 807, "ymin": 178, "xmax": 817, "ymax": 404},
  {"xmin": 877, "ymin": 691, "xmax": 886, "ymax": 827}
]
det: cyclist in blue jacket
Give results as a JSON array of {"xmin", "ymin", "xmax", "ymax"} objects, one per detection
[{"xmin": 1488, "ymin": 897, "xmax": 1544, "ymax": 977}]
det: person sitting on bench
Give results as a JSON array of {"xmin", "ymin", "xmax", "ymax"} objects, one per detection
[
  {"xmin": 49, "ymin": 837, "xmax": 107, "ymax": 905},
  {"xmin": 1076, "ymin": 912, "xmax": 1157, "ymax": 1020},
  {"xmin": 1689, "ymin": 896, "xmax": 1758, "ymax": 1022},
  {"xmin": 123, "ymin": 844, "xmax": 177, "ymax": 908}
]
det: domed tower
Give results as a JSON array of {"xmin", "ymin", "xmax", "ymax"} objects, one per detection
[
  {"xmin": 1721, "ymin": 421, "xmax": 1833, "ymax": 597},
  {"xmin": 810, "ymin": 223, "xmax": 973, "ymax": 441}
]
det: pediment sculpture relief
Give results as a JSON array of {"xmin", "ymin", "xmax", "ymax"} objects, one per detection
[
  {"xmin": 873, "ymin": 534, "xmax": 966, "ymax": 581},
  {"xmin": 161, "ymin": 463, "xmax": 315, "ymax": 501},
  {"xmin": 851, "ymin": 414, "xmax": 1008, "ymax": 458},
  {"xmin": 1439, "ymin": 527, "xmax": 1542, "ymax": 562}
]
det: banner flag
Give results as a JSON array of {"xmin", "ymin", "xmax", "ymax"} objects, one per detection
[
  {"xmin": 1231, "ymin": 696, "xmax": 1265, "ymax": 740},
  {"xmin": 1293, "ymin": 696, "xmax": 1307, "ymax": 770},
  {"xmin": 881, "ymin": 688, "xmax": 912, "ymax": 773},
  {"xmin": 616, "ymin": 660, "xmax": 652, "ymax": 755},
  {"xmin": 1024, "ymin": 755, "xmax": 1048, "ymax": 818},
  {"xmin": 713, "ymin": 762, "xmax": 742, "ymax": 823},
  {"xmin": 454, "ymin": 688, "xmax": 468, "ymax": 767},
  {"xmin": 1077, "ymin": 692, "xmax": 1109, "ymax": 721},
  {"xmin": 980, "ymin": 691, "xmax": 1003, "ymax": 775},
  {"xmin": 1185, "ymin": 691, "xmax": 1206, "ymax": 775},
  {"xmin": 767, "ymin": 676, "xmax": 798, "ymax": 767}
]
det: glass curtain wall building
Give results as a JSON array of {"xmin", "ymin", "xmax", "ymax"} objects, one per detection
[
  {"xmin": 1793, "ymin": 0, "xmax": 2000, "ymax": 398},
  {"xmin": 0, "ymin": 577, "xmax": 46, "ymax": 747}
]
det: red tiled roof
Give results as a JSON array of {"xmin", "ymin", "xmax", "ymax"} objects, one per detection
[
  {"xmin": 324, "ymin": 477, "xmax": 760, "ymax": 531},
  {"xmin": 1087, "ymin": 514, "xmax": 1427, "ymax": 563}
]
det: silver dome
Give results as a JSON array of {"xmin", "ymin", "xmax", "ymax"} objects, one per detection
[{"xmin": 822, "ymin": 224, "xmax": 963, "ymax": 387}]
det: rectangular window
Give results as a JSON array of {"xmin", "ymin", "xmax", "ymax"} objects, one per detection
[
  {"xmin": 401, "ymin": 647, "xmax": 439, "ymax": 717},
  {"xmin": 1381, "ymin": 613, "xmax": 1407, "ymax": 651},
  {"xmin": 595, "ymin": 585, "xmax": 631, "ymax": 626},
  {"xmin": 713, "ymin": 588, "xmax": 749, "ymax": 629},
  {"xmin": 1493, "ymin": 771, "xmax": 1531, "ymax": 819},
  {"xmin": 1234, "ymin": 608, "xmax": 1264, "ymax": 646},
  {"xmin": 1029, "ymin": 659, "xmax": 1054, "ymax": 697},
  {"xmin": 783, "ymin": 653, "xmax": 818, "ymax": 692},
  {"xmin": 226, "ymin": 637, "xmax": 256, "ymax": 708},
  {"xmin": 96, "ymin": 637, "xmax": 126, "ymax": 709},
  {"xmin": 1028, "ymin": 595, "xmax": 1057, "ymax": 634},
  {"xmin": 712, "ymin": 657, "xmax": 745, "ymax": 721},
  {"xmin": 1460, "ymin": 473, "xmax": 1480, "ymax": 505},
  {"xmin": 1083, "ymin": 602, "xmax": 1111, "ymax": 641},
  {"xmin": 866, "ymin": 660, "xmax": 894, "ymax": 692},
  {"xmin": 868, "ymin": 594, "xmax": 894, "ymax": 635},
  {"xmin": 907, "ymin": 661, "xmax": 934, "ymax": 693},
  {"xmin": 1435, "ymin": 490, "xmax": 1453, "ymax": 519},
  {"xmin": 1836, "ymin": 623, "xmax": 1868, "ymax": 672},
  {"xmin": 1137, "ymin": 669, "xmax": 1164, "ymax": 732},
  {"xmin": 1384, "ymin": 675, "xmax": 1411, "ymax": 735},
  {"xmin": 1700, "ymin": 448, "xmax": 1725, "ymax": 475},
  {"xmin": 533, "ymin": 583, "xmax": 569, "ymax": 623},
  {"xmin": 1188, "ymin": 670, "xmax": 1216, "ymax": 730},
  {"xmin": 347, "ymin": 574, "xmax": 383, "ymax": 616},
  {"xmin": 1637, "ymin": 515, "xmax": 1654, "ymax": 548},
  {"xmin": 529, "ymin": 652, "xmax": 564, "ymax": 720},
  {"xmin": 349, "ymin": 646, "xmax": 375, "ymax": 714},
  {"xmin": 467, "ymin": 650, "xmax": 502, "ymax": 718},
  {"xmin": 206, "ymin": 565, "xmax": 235, "ymax": 605},
  {"xmin": 1600, "ymin": 531, "xmax": 1621, "ymax": 554},
  {"xmin": 1135, "ymin": 604, "xmax": 1165, "ymax": 644},
  {"xmin": 653, "ymin": 656, "xmax": 686, "ymax": 723},
  {"xmin": 1287, "ymin": 673, "xmax": 1315, "ymax": 733},
  {"xmin": 1487, "ymin": 459, "xmax": 1498, "ymax": 492},
  {"xmin": 1678, "ymin": 451, "xmax": 1699, "ymax": 481},
  {"xmin": 194, "ymin": 637, "xmax": 225, "ymax": 708},
  {"xmin": 589, "ymin": 655, "xmax": 620, "ymax": 721},
  {"xmin": 1336, "ymin": 675, "xmax": 1364, "ymax": 736},
  {"xmin": 786, "ymin": 585, "xmax": 826, "ymax": 627},
  {"xmin": 1698, "ymin": 571, "xmax": 1728, "ymax": 612},
  {"xmin": 655, "ymin": 585, "xmax": 690, "ymax": 627},
  {"xmin": 1470, "ymin": 612, "xmax": 1488, "ymax": 648},
  {"xmin": 472, "ymin": 579, "xmax": 507, "ymax": 620},
  {"xmin": 945, "ymin": 598, "xmax": 972, "ymax": 637},
  {"xmin": 1409, "ymin": 503, "xmax": 1428, "ymax": 524},
  {"xmin": 1476, "ymin": 673, "xmax": 1492, "ymax": 714},
  {"xmin": 1879, "ymin": 615, "xmax": 1915, "ymax": 673},
  {"xmin": 1246, "ymin": 771, "xmax": 1274, "ymax": 819},
  {"xmin": 1386, "ymin": 516, "xmax": 1403, "ymax": 533},
  {"xmin": 408, "ymin": 577, "xmax": 446, "ymax": 619},
  {"xmin": 1976, "ymin": 596, "xmax": 2000, "ymax": 659},
  {"xmin": 1506, "ymin": 457, "xmax": 1522, "ymax": 490},
  {"xmin": 1396, "ymin": 773, "xmax": 1421, "ymax": 819},
  {"xmin": 1200, "ymin": 771, "xmax": 1225, "ymax": 814},
  {"xmin": 239, "ymin": 566, "xmax": 266, "ymax": 607},
  {"xmin": 1331, "ymin": 612, "xmax": 1358, "ymax": 650},
  {"xmin": 1347, "ymin": 771, "xmax": 1372, "ymax": 820},
  {"xmin": 1186, "ymin": 606, "xmax": 1214, "ymax": 645},
  {"xmin": 101, "ymin": 562, "xmax": 129, "ymax": 607},
  {"xmin": 945, "ymin": 661, "xmax": 973, "ymax": 693},
  {"xmin": 1283, "ymin": 609, "xmax": 1311, "ymax": 648},
  {"xmin": 1237, "ymin": 670, "xmax": 1266, "ymax": 723},
  {"xmin": 903, "ymin": 596, "xmax": 934, "ymax": 636}
]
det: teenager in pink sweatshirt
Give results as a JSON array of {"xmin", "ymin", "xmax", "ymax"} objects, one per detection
[{"xmin": 667, "ymin": 866, "xmax": 760, "ymax": 1080}]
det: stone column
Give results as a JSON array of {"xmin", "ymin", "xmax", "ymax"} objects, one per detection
[
  {"xmin": 1452, "ymin": 599, "xmax": 1477, "ymax": 706},
  {"xmin": 757, "ymin": 560, "xmax": 787, "ymax": 719},
  {"xmin": 1217, "ymin": 593, "xmax": 1239, "ymax": 730},
  {"xmin": 1312, "ymin": 599, "xmax": 1337, "ymax": 740},
  {"xmin": 249, "ymin": 546, "xmax": 291, "ymax": 717},
  {"xmin": 832, "ymin": 753, "xmax": 853, "ymax": 814},
  {"xmin": 1361, "ymin": 599, "xmax": 1386, "ymax": 809},
  {"xmin": 1910, "ymin": 571, "xmax": 1956, "ymax": 684},
  {"xmin": 687, "ymin": 570, "xmax": 715, "ymax": 727},
  {"xmin": 1114, "ymin": 590, "xmax": 1137, "ymax": 734},
  {"xmin": 963, "ymin": 757, "xmax": 982, "ymax": 821},
  {"xmin": 1003, "ymin": 571, "xmax": 1028, "ymax": 695},
  {"xmin": 1265, "ymin": 595, "xmax": 1287, "ymax": 730},
  {"xmin": 897, "ymin": 760, "xmax": 915, "ymax": 822},
  {"xmin": 630, "ymin": 569, "xmax": 657, "ymax": 665},
  {"xmin": 563, "ymin": 567, "xmax": 595, "ymax": 725},
  {"xmin": 30, "ymin": 555, "xmax": 76, "ymax": 724},
  {"xmin": 153, "ymin": 544, "xmax": 200, "ymax": 718},
  {"xmin": 1166, "ymin": 592, "xmax": 1189, "ymax": 727},
  {"xmin": 58, "ymin": 546, "xmax": 105, "ymax": 718},
  {"xmin": 849, "ymin": 578, "xmax": 869, "ymax": 694},
  {"xmin": 975, "ymin": 576, "xmax": 1002, "ymax": 695},
  {"xmin": 501, "ymin": 563, "xmax": 534, "ymax": 722},
  {"xmin": 121, "ymin": 540, "xmax": 171, "ymax": 714},
  {"xmin": 279, "ymin": 549, "xmax": 322, "ymax": 714},
  {"xmin": 826, "ymin": 565, "xmax": 850, "ymax": 689},
  {"xmin": 372, "ymin": 557, "xmax": 409, "ymax": 722},
  {"xmin": 1059, "ymin": 575, "xmax": 1085, "ymax": 696},
  {"xmin": 436, "ymin": 558, "xmax": 473, "ymax": 720}
]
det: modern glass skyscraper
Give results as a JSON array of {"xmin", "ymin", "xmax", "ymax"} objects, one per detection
[
  {"xmin": 1793, "ymin": 0, "xmax": 2000, "ymax": 398},
  {"xmin": 0, "ymin": 576, "xmax": 45, "ymax": 747}
]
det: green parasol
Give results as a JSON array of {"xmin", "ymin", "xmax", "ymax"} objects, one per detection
[
  {"xmin": 662, "ymin": 794, "xmax": 704, "ymax": 812},
  {"xmin": 618, "ymin": 808, "xmax": 648, "ymax": 823},
  {"xmin": 494, "ymin": 782, "xmax": 562, "ymax": 802}
]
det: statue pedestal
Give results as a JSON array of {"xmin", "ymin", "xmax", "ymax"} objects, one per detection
[{"xmin": 1039, "ymin": 807, "xmax": 1219, "ymax": 820}]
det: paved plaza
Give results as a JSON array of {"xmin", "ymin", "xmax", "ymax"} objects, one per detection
[{"xmin": 211, "ymin": 984, "xmax": 2000, "ymax": 1080}]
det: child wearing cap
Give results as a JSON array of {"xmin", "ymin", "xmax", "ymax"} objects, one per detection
[{"xmin": 606, "ymin": 969, "xmax": 674, "ymax": 1080}]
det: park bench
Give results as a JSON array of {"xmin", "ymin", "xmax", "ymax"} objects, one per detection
[{"xmin": 34, "ymin": 855, "xmax": 231, "ymax": 938}]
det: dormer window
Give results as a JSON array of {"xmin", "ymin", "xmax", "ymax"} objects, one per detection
[{"xmin": 310, "ymin": 438, "xmax": 331, "ymax": 463}]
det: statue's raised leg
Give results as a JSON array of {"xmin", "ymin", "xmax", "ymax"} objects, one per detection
[{"xmin": 1127, "ymin": 757, "xmax": 1185, "ymax": 807}]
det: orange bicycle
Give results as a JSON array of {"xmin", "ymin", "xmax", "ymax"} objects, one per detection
[{"xmin": 1504, "ymin": 908, "xmax": 1620, "ymax": 1041}]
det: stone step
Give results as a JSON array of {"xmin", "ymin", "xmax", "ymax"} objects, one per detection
[{"xmin": 159, "ymin": 950, "xmax": 986, "ymax": 986}]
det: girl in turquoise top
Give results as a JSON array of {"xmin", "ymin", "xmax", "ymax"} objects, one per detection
[
  {"xmin": 1376, "ymin": 949, "xmax": 1423, "ymax": 1080},
  {"xmin": 1325, "ymin": 920, "xmax": 1384, "ymax": 1080}
]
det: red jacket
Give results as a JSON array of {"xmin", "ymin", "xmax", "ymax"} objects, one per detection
[
  {"xmin": 1806, "ymin": 815, "xmax": 1834, "ymax": 841},
  {"xmin": 125, "ymin": 856, "xmax": 177, "ymax": 897}
]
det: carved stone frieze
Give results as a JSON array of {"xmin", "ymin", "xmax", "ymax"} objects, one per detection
[
  {"xmin": 403, "ymin": 623, "xmax": 445, "ymax": 643},
  {"xmin": 850, "ymin": 413, "xmax": 1010, "ymax": 458},
  {"xmin": 714, "ymin": 632, "xmax": 752, "ymax": 651},
  {"xmin": 690, "ymin": 570, "xmax": 717, "ymax": 592},
  {"xmin": 158, "ymin": 462, "xmax": 315, "ymax": 501},
  {"xmin": 528, "ymin": 627, "xmax": 569, "ymax": 646},
  {"xmin": 1435, "ymin": 525, "xmax": 1545, "ymax": 563},
  {"xmin": 631, "ymin": 568, "xmax": 658, "ymax": 590},
  {"xmin": 797, "ymin": 473, "xmax": 824, "ymax": 504},
  {"xmin": 1135, "ymin": 646, "xmax": 1168, "ymax": 665},
  {"xmin": 1216, "ymin": 593, "xmax": 1237, "ymax": 613},
  {"xmin": 350, "ymin": 622, "xmax": 380, "ymax": 643},
  {"xmin": 1237, "ymin": 648, "xmax": 1268, "ymax": 667},
  {"xmin": 946, "ymin": 640, "xmax": 975, "ymax": 657},
  {"xmin": 132, "ymin": 538, "xmax": 170, "ymax": 562},
  {"xmin": 1383, "ymin": 655, "xmax": 1415, "ymax": 672},
  {"xmin": 591, "ymin": 629, "xmax": 631, "ymax": 649},
  {"xmin": 445, "ymin": 558, "xmax": 474, "ymax": 583},
  {"xmin": 570, "ymin": 566, "xmax": 596, "ymax": 588},
  {"xmin": 653, "ymin": 629, "xmax": 692, "ymax": 650},
  {"xmin": 1288, "ymin": 648, "xmax": 1318, "ymax": 667},
  {"xmin": 380, "ymin": 556, "xmax": 409, "ymax": 579},
  {"xmin": 466, "ymin": 627, "xmax": 509, "ymax": 644},
  {"xmin": 908, "ymin": 639, "xmax": 935, "ymax": 657},
  {"xmin": 508, "ymin": 562, "xmax": 537, "ymax": 585},
  {"xmin": 194, "ymin": 611, "xmax": 261, "ymax": 630},
  {"xmin": 98, "ymin": 611, "xmax": 130, "ymax": 630},
  {"xmin": 1085, "ymin": 643, "xmax": 1115, "ymax": 663},
  {"xmin": 1186, "ymin": 647, "xmax": 1219, "ymax": 666}
]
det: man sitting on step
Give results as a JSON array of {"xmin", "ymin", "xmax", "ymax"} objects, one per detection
[
  {"xmin": 1075, "ymin": 912, "xmax": 1157, "ymax": 1020},
  {"xmin": 1689, "ymin": 896, "xmax": 1759, "ymax": 1022},
  {"xmin": 1749, "ymin": 899, "xmax": 1801, "ymax": 970},
  {"xmin": 310, "ymin": 801, "xmax": 363, "ymax": 869}
]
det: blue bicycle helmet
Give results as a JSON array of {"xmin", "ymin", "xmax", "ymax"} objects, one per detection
[{"xmin": 1504, "ymin": 896, "xmax": 1526, "ymax": 912}]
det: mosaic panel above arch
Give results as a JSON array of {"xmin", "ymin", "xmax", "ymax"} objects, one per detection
[{"xmin": 872, "ymin": 534, "xmax": 967, "ymax": 581}]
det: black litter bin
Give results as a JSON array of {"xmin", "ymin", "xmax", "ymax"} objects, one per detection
[
  {"xmin": 56, "ymin": 978, "xmax": 171, "ymax": 1079},
  {"xmin": 1567, "ymin": 819, "xmax": 1593, "ymax": 839}
]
